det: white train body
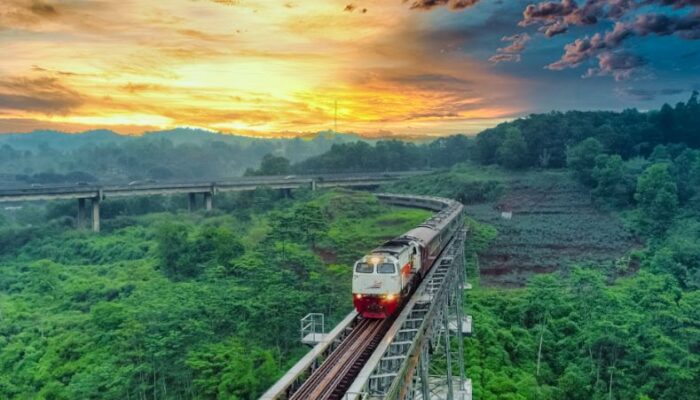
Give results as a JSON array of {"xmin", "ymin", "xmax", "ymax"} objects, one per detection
[{"xmin": 352, "ymin": 194, "xmax": 464, "ymax": 318}]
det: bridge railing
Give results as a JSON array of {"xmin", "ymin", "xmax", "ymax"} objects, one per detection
[
  {"xmin": 345, "ymin": 229, "xmax": 469, "ymax": 400},
  {"xmin": 260, "ymin": 194, "xmax": 470, "ymax": 400}
]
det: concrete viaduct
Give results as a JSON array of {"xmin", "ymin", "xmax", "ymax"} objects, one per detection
[{"xmin": 0, "ymin": 172, "xmax": 424, "ymax": 232}]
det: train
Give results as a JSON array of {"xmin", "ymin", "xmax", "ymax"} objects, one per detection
[{"xmin": 352, "ymin": 195, "xmax": 464, "ymax": 319}]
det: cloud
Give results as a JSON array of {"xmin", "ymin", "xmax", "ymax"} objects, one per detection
[
  {"xmin": 584, "ymin": 51, "xmax": 646, "ymax": 81},
  {"xmin": 176, "ymin": 29, "xmax": 230, "ymax": 42},
  {"xmin": 388, "ymin": 73, "xmax": 476, "ymax": 92},
  {"xmin": 633, "ymin": 11, "xmax": 700, "ymax": 39},
  {"xmin": 490, "ymin": 33, "xmax": 530, "ymax": 64},
  {"xmin": 520, "ymin": 0, "xmax": 578, "ymax": 27},
  {"xmin": 499, "ymin": 33, "xmax": 531, "ymax": 53},
  {"xmin": 489, "ymin": 53, "xmax": 521, "ymax": 63},
  {"xmin": 121, "ymin": 83, "xmax": 171, "ymax": 94},
  {"xmin": 526, "ymin": 0, "xmax": 700, "ymax": 79},
  {"xmin": 547, "ymin": 8, "xmax": 700, "ymax": 74},
  {"xmin": 406, "ymin": 0, "xmax": 480, "ymax": 11},
  {"xmin": 344, "ymin": 4, "xmax": 368, "ymax": 13},
  {"xmin": 0, "ymin": 0, "xmax": 525, "ymax": 137},
  {"xmin": 547, "ymin": 37, "xmax": 598, "ymax": 70},
  {"xmin": 615, "ymin": 86, "xmax": 685, "ymax": 101},
  {"xmin": 520, "ymin": 0, "xmax": 636, "ymax": 30},
  {"xmin": 28, "ymin": 0, "xmax": 58, "ymax": 17},
  {"xmin": 209, "ymin": 0, "xmax": 240, "ymax": 5},
  {"xmin": 0, "ymin": 0, "xmax": 60, "ymax": 28},
  {"xmin": 0, "ymin": 76, "xmax": 83, "ymax": 114}
]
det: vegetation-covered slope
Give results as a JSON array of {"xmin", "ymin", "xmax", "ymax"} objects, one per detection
[
  {"xmin": 0, "ymin": 129, "xmax": 364, "ymax": 184},
  {"xmin": 0, "ymin": 190, "xmax": 429, "ymax": 399},
  {"xmin": 388, "ymin": 153, "xmax": 699, "ymax": 399}
]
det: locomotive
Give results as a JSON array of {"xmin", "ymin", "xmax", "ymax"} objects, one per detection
[{"xmin": 352, "ymin": 197, "xmax": 464, "ymax": 319}]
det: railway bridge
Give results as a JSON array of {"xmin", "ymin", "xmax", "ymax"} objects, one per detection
[
  {"xmin": 0, "ymin": 172, "xmax": 422, "ymax": 232},
  {"xmin": 261, "ymin": 193, "xmax": 473, "ymax": 400}
]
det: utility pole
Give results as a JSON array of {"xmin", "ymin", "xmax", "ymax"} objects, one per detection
[{"xmin": 334, "ymin": 99, "xmax": 338, "ymax": 133}]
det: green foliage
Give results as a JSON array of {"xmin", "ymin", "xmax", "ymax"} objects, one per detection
[
  {"xmin": 382, "ymin": 164, "xmax": 504, "ymax": 204},
  {"xmin": 293, "ymin": 136, "xmax": 473, "ymax": 173},
  {"xmin": 156, "ymin": 221, "xmax": 198, "ymax": 279},
  {"xmin": 466, "ymin": 270, "xmax": 700, "ymax": 400},
  {"xmin": 186, "ymin": 338, "xmax": 277, "ymax": 399},
  {"xmin": 244, "ymin": 153, "xmax": 291, "ymax": 176},
  {"xmin": 0, "ymin": 190, "xmax": 427, "ymax": 399},
  {"xmin": 635, "ymin": 163, "xmax": 678, "ymax": 235},
  {"xmin": 496, "ymin": 127, "xmax": 529, "ymax": 169},
  {"xmin": 474, "ymin": 92, "xmax": 700, "ymax": 169},
  {"xmin": 591, "ymin": 154, "xmax": 633, "ymax": 207},
  {"xmin": 646, "ymin": 220, "xmax": 700, "ymax": 289},
  {"xmin": 567, "ymin": 137, "xmax": 604, "ymax": 186}
]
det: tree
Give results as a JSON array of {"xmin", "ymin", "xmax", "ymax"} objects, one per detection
[
  {"xmin": 245, "ymin": 153, "xmax": 291, "ymax": 176},
  {"xmin": 187, "ymin": 338, "xmax": 278, "ymax": 399},
  {"xmin": 496, "ymin": 127, "xmax": 528, "ymax": 169},
  {"xmin": 294, "ymin": 204, "xmax": 328, "ymax": 247},
  {"xmin": 635, "ymin": 163, "xmax": 678, "ymax": 235},
  {"xmin": 591, "ymin": 154, "xmax": 632, "ymax": 207},
  {"xmin": 567, "ymin": 138, "xmax": 605, "ymax": 186},
  {"xmin": 192, "ymin": 225, "xmax": 245, "ymax": 266},
  {"xmin": 671, "ymin": 148, "xmax": 699, "ymax": 203},
  {"xmin": 155, "ymin": 222, "xmax": 198, "ymax": 278}
]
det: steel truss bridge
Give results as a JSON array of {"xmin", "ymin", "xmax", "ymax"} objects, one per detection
[{"xmin": 261, "ymin": 193, "xmax": 472, "ymax": 400}]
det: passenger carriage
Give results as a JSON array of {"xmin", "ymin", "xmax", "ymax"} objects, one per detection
[{"xmin": 352, "ymin": 197, "xmax": 464, "ymax": 318}]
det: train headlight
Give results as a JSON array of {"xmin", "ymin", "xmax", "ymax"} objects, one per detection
[
  {"xmin": 385, "ymin": 293, "xmax": 397, "ymax": 301},
  {"xmin": 355, "ymin": 294, "xmax": 363, "ymax": 299}
]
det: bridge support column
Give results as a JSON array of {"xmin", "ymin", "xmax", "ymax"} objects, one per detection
[
  {"xmin": 77, "ymin": 198, "xmax": 86, "ymax": 229},
  {"xmin": 420, "ymin": 344, "xmax": 431, "ymax": 400},
  {"xmin": 310, "ymin": 180, "xmax": 317, "ymax": 191},
  {"xmin": 204, "ymin": 192, "xmax": 213, "ymax": 211},
  {"xmin": 188, "ymin": 193, "xmax": 196, "ymax": 212},
  {"xmin": 91, "ymin": 197, "xmax": 101, "ymax": 233}
]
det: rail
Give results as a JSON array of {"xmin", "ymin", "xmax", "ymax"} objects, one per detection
[{"xmin": 260, "ymin": 193, "xmax": 468, "ymax": 400}]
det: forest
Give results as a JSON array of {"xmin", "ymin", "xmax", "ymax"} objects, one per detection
[
  {"xmin": 1, "ymin": 94, "xmax": 699, "ymax": 399},
  {"xmin": 382, "ymin": 94, "xmax": 700, "ymax": 398},
  {"xmin": 0, "ymin": 129, "xmax": 362, "ymax": 185},
  {"xmin": 0, "ymin": 189, "xmax": 430, "ymax": 399},
  {"xmin": 294, "ymin": 91, "xmax": 700, "ymax": 174}
]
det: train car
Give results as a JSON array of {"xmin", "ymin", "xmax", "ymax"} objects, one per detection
[{"xmin": 352, "ymin": 197, "xmax": 463, "ymax": 319}]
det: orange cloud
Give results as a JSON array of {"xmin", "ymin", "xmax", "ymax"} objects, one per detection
[{"xmin": 0, "ymin": 0, "xmax": 526, "ymax": 137}]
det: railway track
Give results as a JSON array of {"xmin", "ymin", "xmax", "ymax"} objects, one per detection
[
  {"xmin": 261, "ymin": 194, "xmax": 465, "ymax": 400},
  {"xmin": 289, "ymin": 318, "xmax": 390, "ymax": 400}
]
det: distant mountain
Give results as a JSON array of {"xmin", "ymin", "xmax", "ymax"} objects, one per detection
[
  {"xmin": 0, "ymin": 128, "xmax": 368, "ymax": 151},
  {"xmin": 0, "ymin": 128, "xmax": 374, "ymax": 184},
  {"xmin": 0, "ymin": 129, "xmax": 126, "ymax": 151}
]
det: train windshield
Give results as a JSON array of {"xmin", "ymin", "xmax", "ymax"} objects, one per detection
[
  {"xmin": 377, "ymin": 263, "xmax": 396, "ymax": 274},
  {"xmin": 355, "ymin": 262, "xmax": 374, "ymax": 273}
]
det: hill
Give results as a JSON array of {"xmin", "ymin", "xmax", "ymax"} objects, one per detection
[{"xmin": 0, "ymin": 129, "xmax": 367, "ymax": 185}]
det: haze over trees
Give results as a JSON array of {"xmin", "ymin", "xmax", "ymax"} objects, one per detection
[
  {"xmin": 0, "ymin": 129, "xmax": 363, "ymax": 185},
  {"xmin": 1, "ymin": 94, "xmax": 699, "ymax": 399}
]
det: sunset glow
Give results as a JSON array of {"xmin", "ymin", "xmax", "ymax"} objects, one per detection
[
  {"xmin": 0, "ymin": 0, "xmax": 525, "ymax": 137},
  {"xmin": 2, "ymin": 0, "xmax": 698, "ymax": 138}
]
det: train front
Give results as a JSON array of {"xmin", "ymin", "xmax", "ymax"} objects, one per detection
[{"xmin": 352, "ymin": 254, "xmax": 402, "ymax": 319}]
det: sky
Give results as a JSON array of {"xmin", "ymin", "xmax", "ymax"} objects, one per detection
[{"xmin": 0, "ymin": 0, "xmax": 699, "ymax": 138}]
